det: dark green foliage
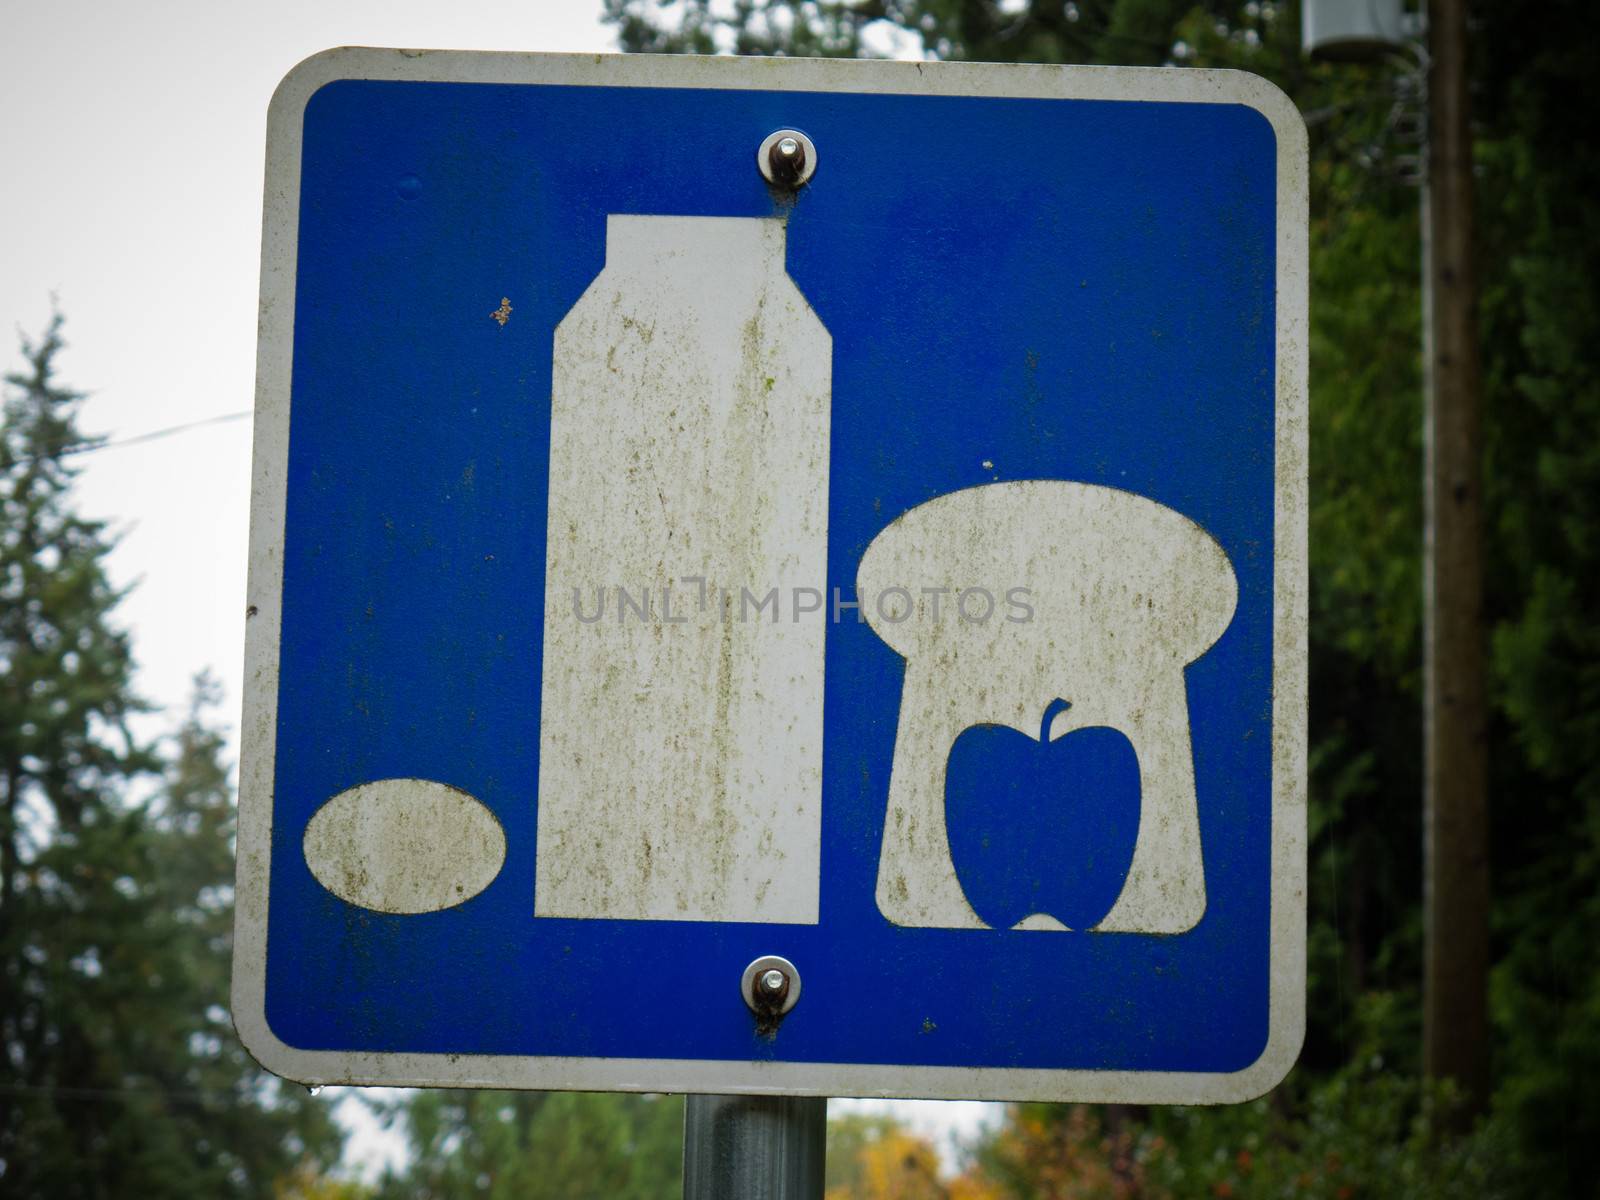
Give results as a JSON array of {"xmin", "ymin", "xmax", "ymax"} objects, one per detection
[
  {"xmin": 370, "ymin": 1090, "xmax": 683, "ymax": 1199},
  {"xmin": 1473, "ymin": 4, "xmax": 1600, "ymax": 1190},
  {"xmin": 0, "ymin": 317, "xmax": 340, "ymax": 1196}
]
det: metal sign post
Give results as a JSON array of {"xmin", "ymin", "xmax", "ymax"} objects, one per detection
[
  {"xmin": 234, "ymin": 49, "xmax": 1307, "ymax": 1135},
  {"xmin": 683, "ymin": 1095, "xmax": 826, "ymax": 1200}
]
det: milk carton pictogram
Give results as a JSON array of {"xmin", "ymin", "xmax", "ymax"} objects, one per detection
[{"xmin": 535, "ymin": 215, "xmax": 832, "ymax": 925}]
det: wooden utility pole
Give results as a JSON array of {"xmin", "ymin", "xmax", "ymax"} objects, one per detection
[{"xmin": 1421, "ymin": 0, "xmax": 1490, "ymax": 1112}]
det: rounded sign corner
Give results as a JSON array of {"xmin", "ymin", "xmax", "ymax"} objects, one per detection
[
  {"xmin": 267, "ymin": 47, "xmax": 359, "ymax": 132},
  {"xmin": 1216, "ymin": 1006, "xmax": 1307, "ymax": 1105},
  {"xmin": 230, "ymin": 977, "xmax": 325, "ymax": 1090}
]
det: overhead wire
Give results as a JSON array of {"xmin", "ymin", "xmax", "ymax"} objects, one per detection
[
  {"xmin": 2, "ymin": 409, "xmax": 252, "ymax": 474},
  {"xmin": 64, "ymin": 410, "xmax": 253, "ymax": 458}
]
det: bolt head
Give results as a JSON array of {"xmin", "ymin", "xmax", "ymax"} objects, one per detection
[
  {"xmin": 759, "ymin": 968, "xmax": 787, "ymax": 995},
  {"xmin": 759, "ymin": 129, "xmax": 815, "ymax": 188}
]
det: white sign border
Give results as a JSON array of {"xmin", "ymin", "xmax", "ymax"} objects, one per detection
[{"xmin": 234, "ymin": 46, "xmax": 1308, "ymax": 1104}]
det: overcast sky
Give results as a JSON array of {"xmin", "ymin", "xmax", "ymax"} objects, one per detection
[{"xmin": 1, "ymin": 0, "xmax": 990, "ymax": 1178}]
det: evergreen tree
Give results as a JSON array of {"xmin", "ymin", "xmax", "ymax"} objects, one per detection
[
  {"xmin": 1, "ymin": 310, "xmax": 156, "ymax": 1192},
  {"xmin": 1473, "ymin": 0, "xmax": 1600, "ymax": 1185},
  {"xmin": 0, "ymin": 316, "xmax": 340, "ymax": 1196}
]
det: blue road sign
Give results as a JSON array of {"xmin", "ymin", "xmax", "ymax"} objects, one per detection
[{"xmin": 234, "ymin": 49, "xmax": 1308, "ymax": 1103}]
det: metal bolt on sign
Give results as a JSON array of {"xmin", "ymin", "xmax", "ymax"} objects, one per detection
[
  {"xmin": 742, "ymin": 954, "xmax": 801, "ymax": 1035},
  {"xmin": 759, "ymin": 129, "xmax": 816, "ymax": 187}
]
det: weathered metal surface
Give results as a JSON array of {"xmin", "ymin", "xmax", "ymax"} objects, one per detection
[
  {"xmin": 857, "ymin": 481, "xmax": 1237, "ymax": 934},
  {"xmin": 536, "ymin": 216, "xmax": 830, "ymax": 925},
  {"xmin": 302, "ymin": 778, "xmax": 506, "ymax": 913},
  {"xmin": 232, "ymin": 48, "xmax": 1308, "ymax": 1106}
]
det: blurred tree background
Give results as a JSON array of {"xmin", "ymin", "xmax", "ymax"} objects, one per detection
[
  {"xmin": 4, "ymin": 0, "xmax": 1597, "ymax": 1194},
  {"xmin": 366, "ymin": 1090, "xmax": 684, "ymax": 1198},
  {"xmin": 0, "ymin": 316, "xmax": 341, "ymax": 1196}
]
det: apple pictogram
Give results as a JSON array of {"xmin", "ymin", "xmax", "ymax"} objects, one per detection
[{"xmin": 943, "ymin": 698, "xmax": 1141, "ymax": 931}]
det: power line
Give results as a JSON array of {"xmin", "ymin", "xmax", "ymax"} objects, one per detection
[
  {"xmin": 3, "ymin": 409, "xmax": 252, "ymax": 474},
  {"xmin": 0, "ymin": 1080, "xmax": 242, "ymax": 1104},
  {"xmin": 65, "ymin": 410, "xmax": 253, "ymax": 457}
]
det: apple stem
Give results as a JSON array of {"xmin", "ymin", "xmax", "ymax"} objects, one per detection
[{"xmin": 1041, "ymin": 697, "xmax": 1072, "ymax": 743}]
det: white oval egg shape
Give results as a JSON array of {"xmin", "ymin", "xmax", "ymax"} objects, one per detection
[{"xmin": 302, "ymin": 779, "xmax": 506, "ymax": 914}]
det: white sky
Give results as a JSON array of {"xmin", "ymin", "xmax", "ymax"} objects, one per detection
[{"xmin": 1, "ymin": 0, "xmax": 990, "ymax": 1180}]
